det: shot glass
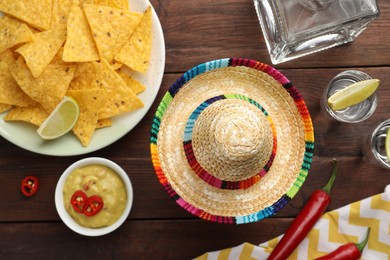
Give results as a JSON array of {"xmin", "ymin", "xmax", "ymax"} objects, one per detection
[
  {"xmin": 362, "ymin": 119, "xmax": 390, "ymax": 169},
  {"xmin": 321, "ymin": 70, "xmax": 378, "ymax": 123}
]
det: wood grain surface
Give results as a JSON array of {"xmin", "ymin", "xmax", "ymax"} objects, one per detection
[{"xmin": 0, "ymin": 0, "xmax": 389, "ymax": 259}]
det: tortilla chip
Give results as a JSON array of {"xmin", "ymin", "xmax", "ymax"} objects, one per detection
[
  {"xmin": 91, "ymin": 59, "xmax": 144, "ymax": 119},
  {"xmin": 0, "ymin": 50, "xmax": 36, "ymax": 107},
  {"xmin": 67, "ymin": 88, "xmax": 104, "ymax": 147},
  {"xmin": 73, "ymin": 62, "xmax": 94, "ymax": 78},
  {"xmin": 116, "ymin": 68, "xmax": 146, "ymax": 94},
  {"xmin": 96, "ymin": 118, "xmax": 112, "ymax": 128},
  {"xmin": 7, "ymin": 45, "xmax": 22, "ymax": 59},
  {"xmin": 100, "ymin": 0, "xmax": 129, "ymax": 10},
  {"xmin": 16, "ymin": 24, "xmax": 67, "ymax": 78},
  {"xmin": 120, "ymin": 0, "xmax": 129, "ymax": 10},
  {"xmin": 4, "ymin": 105, "xmax": 48, "ymax": 126},
  {"xmin": 68, "ymin": 65, "xmax": 96, "ymax": 90},
  {"xmin": 115, "ymin": 6, "xmax": 152, "ymax": 73},
  {"xmin": 62, "ymin": 2, "xmax": 100, "ymax": 62},
  {"xmin": 51, "ymin": 47, "xmax": 68, "ymax": 66},
  {"xmin": 51, "ymin": 0, "xmax": 74, "ymax": 26},
  {"xmin": 0, "ymin": 104, "xmax": 11, "ymax": 113},
  {"xmin": 111, "ymin": 60, "xmax": 123, "ymax": 70},
  {"xmin": 95, "ymin": 0, "xmax": 122, "ymax": 8},
  {"xmin": 10, "ymin": 57, "xmax": 76, "ymax": 113},
  {"xmin": 83, "ymin": 4, "xmax": 142, "ymax": 64},
  {"xmin": 0, "ymin": 15, "xmax": 34, "ymax": 54},
  {"xmin": 0, "ymin": 0, "xmax": 52, "ymax": 30}
]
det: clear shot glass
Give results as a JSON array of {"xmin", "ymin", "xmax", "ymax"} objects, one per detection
[
  {"xmin": 321, "ymin": 70, "xmax": 378, "ymax": 123},
  {"xmin": 362, "ymin": 119, "xmax": 390, "ymax": 169}
]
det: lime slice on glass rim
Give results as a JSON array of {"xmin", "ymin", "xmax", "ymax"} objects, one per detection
[
  {"xmin": 327, "ymin": 79, "xmax": 380, "ymax": 111},
  {"xmin": 37, "ymin": 96, "xmax": 79, "ymax": 140},
  {"xmin": 385, "ymin": 128, "xmax": 390, "ymax": 163}
]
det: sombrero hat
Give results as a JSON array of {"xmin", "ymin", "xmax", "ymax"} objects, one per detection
[{"xmin": 150, "ymin": 58, "xmax": 314, "ymax": 224}]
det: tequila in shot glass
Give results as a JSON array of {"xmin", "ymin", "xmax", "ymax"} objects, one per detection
[
  {"xmin": 363, "ymin": 119, "xmax": 390, "ymax": 169},
  {"xmin": 322, "ymin": 70, "xmax": 378, "ymax": 123}
]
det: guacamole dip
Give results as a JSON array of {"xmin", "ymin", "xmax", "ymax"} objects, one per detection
[{"xmin": 63, "ymin": 164, "xmax": 127, "ymax": 228}]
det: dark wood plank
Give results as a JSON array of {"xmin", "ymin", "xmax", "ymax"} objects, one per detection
[
  {"xmin": 0, "ymin": 219, "xmax": 292, "ymax": 259},
  {"xmin": 151, "ymin": 0, "xmax": 390, "ymax": 71},
  {"xmin": 1, "ymin": 154, "xmax": 388, "ymax": 222}
]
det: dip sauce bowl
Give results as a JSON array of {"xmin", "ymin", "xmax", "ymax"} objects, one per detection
[{"xmin": 55, "ymin": 157, "xmax": 133, "ymax": 236}]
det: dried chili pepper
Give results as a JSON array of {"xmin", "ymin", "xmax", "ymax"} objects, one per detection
[
  {"xmin": 21, "ymin": 175, "xmax": 39, "ymax": 197},
  {"xmin": 70, "ymin": 190, "xmax": 87, "ymax": 214},
  {"xmin": 268, "ymin": 159, "xmax": 337, "ymax": 260},
  {"xmin": 83, "ymin": 195, "xmax": 104, "ymax": 217},
  {"xmin": 314, "ymin": 228, "xmax": 370, "ymax": 260}
]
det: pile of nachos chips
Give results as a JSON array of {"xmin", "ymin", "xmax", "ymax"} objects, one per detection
[{"xmin": 0, "ymin": 0, "xmax": 152, "ymax": 147}]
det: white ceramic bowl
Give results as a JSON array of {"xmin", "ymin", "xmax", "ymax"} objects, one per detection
[{"xmin": 55, "ymin": 157, "xmax": 133, "ymax": 236}]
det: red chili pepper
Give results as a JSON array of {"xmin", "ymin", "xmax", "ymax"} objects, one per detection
[
  {"xmin": 83, "ymin": 195, "xmax": 104, "ymax": 217},
  {"xmin": 314, "ymin": 228, "xmax": 370, "ymax": 260},
  {"xmin": 70, "ymin": 190, "xmax": 88, "ymax": 214},
  {"xmin": 20, "ymin": 175, "xmax": 39, "ymax": 197},
  {"xmin": 268, "ymin": 159, "xmax": 338, "ymax": 260}
]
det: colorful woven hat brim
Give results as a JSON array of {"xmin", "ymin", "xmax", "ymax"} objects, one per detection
[{"xmin": 150, "ymin": 58, "xmax": 314, "ymax": 224}]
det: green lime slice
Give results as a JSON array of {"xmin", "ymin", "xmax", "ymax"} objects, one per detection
[
  {"xmin": 386, "ymin": 128, "xmax": 390, "ymax": 163},
  {"xmin": 37, "ymin": 96, "xmax": 79, "ymax": 140},
  {"xmin": 327, "ymin": 79, "xmax": 380, "ymax": 111}
]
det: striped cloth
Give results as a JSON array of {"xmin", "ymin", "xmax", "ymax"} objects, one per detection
[{"xmin": 196, "ymin": 185, "xmax": 390, "ymax": 260}]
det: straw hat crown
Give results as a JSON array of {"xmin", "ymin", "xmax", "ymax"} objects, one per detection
[{"xmin": 191, "ymin": 98, "xmax": 275, "ymax": 182}]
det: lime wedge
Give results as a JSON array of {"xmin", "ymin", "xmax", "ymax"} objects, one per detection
[
  {"xmin": 37, "ymin": 96, "xmax": 79, "ymax": 140},
  {"xmin": 327, "ymin": 79, "xmax": 380, "ymax": 111},
  {"xmin": 386, "ymin": 128, "xmax": 390, "ymax": 163}
]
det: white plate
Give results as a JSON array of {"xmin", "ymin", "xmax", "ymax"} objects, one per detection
[{"xmin": 0, "ymin": 0, "xmax": 165, "ymax": 156}]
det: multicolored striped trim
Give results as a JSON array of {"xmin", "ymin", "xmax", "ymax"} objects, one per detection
[
  {"xmin": 150, "ymin": 58, "xmax": 315, "ymax": 224},
  {"xmin": 183, "ymin": 94, "xmax": 277, "ymax": 190}
]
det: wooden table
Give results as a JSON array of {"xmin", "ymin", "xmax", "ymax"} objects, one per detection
[{"xmin": 1, "ymin": 0, "xmax": 390, "ymax": 259}]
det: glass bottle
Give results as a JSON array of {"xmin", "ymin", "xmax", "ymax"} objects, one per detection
[{"xmin": 253, "ymin": 0, "xmax": 380, "ymax": 64}]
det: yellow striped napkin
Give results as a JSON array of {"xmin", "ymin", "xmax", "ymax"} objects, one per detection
[{"xmin": 196, "ymin": 185, "xmax": 390, "ymax": 260}]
